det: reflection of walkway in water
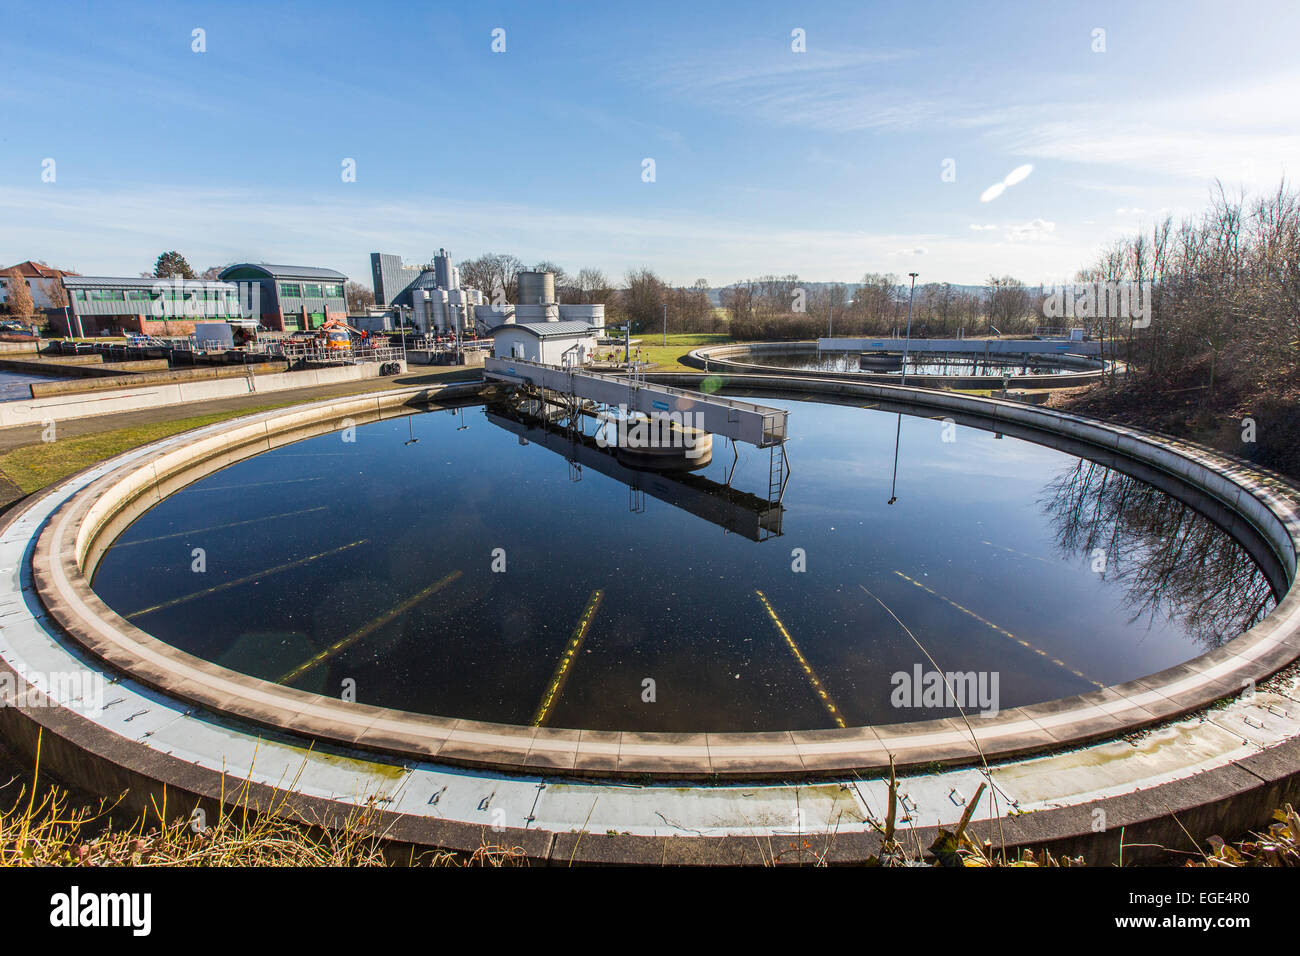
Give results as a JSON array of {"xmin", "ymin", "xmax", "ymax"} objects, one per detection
[
  {"xmin": 486, "ymin": 407, "xmax": 784, "ymax": 541},
  {"xmin": 890, "ymin": 571, "xmax": 1103, "ymax": 689},
  {"xmin": 126, "ymin": 540, "xmax": 367, "ymax": 618},
  {"xmin": 531, "ymin": 589, "xmax": 604, "ymax": 727},
  {"xmin": 279, "ymin": 569, "xmax": 464, "ymax": 685},
  {"xmin": 755, "ymin": 590, "xmax": 847, "ymax": 728}
]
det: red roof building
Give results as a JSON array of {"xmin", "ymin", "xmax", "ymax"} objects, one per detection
[{"xmin": 0, "ymin": 260, "xmax": 80, "ymax": 311}]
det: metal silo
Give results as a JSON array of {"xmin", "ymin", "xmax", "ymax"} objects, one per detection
[
  {"xmin": 517, "ymin": 271, "xmax": 555, "ymax": 306},
  {"xmin": 434, "ymin": 248, "xmax": 453, "ymax": 290}
]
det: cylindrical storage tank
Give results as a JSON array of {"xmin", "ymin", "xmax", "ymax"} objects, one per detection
[
  {"xmin": 517, "ymin": 271, "xmax": 555, "ymax": 306},
  {"xmin": 429, "ymin": 289, "xmax": 448, "ymax": 331},
  {"xmin": 515, "ymin": 303, "xmax": 559, "ymax": 323},
  {"xmin": 434, "ymin": 249, "xmax": 452, "ymax": 290},
  {"xmin": 558, "ymin": 304, "xmax": 605, "ymax": 328},
  {"xmin": 416, "ymin": 290, "xmax": 431, "ymax": 329}
]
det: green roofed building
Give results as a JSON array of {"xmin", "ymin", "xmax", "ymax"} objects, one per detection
[{"xmin": 218, "ymin": 263, "xmax": 348, "ymax": 333}]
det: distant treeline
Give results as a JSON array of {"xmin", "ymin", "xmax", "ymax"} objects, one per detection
[
  {"xmin": 451, "ymin": 253, "xmax": 1045, "ymax": 340},
  {"xmin": 449, "ymin": 179, "xmax": 1300, "ymax": 387}
]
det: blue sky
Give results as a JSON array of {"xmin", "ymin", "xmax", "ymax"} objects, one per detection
[{"xmin": 2, "ymin": 0, "xmax": 1297, "ymax": 287}]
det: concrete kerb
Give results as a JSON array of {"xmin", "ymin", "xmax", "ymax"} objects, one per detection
[{"xmin": 3, "ymin": 373, "xmax": 1300, "ymax": 862}]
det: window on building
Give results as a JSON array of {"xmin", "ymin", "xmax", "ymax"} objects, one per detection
[
  {"xmin": 279, "ymin": 283, "xmax": 301, "ymax": 298},
  {"xmin": 324, "ymin": 283, "xmax": 344, "ymax": 298},
  {"xmin": 303, "ymin": 283, "xmax": 324, "ymax": 298}
]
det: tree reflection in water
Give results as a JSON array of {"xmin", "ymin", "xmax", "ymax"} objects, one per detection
[{"xmin": 1040, "ymin": 460, "xmax": 1277, "ymax": 650}]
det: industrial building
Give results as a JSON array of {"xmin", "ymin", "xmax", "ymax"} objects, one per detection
[
  {"xmin": 487, "ymin": 321, "xmax": 601, "ymax": 365},
  {"xmin": 478, "ymin": 266, "xmax": 606, "ymax": 365},
  {"xmin": 59, "ymin": 276, "xmax": 247, "ymax": 337},
  {"xmin": 218, "ymin": 263, "xmax": 348, "ymax": 332},
  {"xmin": 371, "ymin": 250, "xmax": 605, "ymax": 337},
  {"xmin": 369, "ymin": 253, "xmax": 423, "ymax": 308},
  {"xmin": 474, "ymin": 269, "xmax": 605, "ymax": 331},
  {"xmin": 369, "ymin": 250, "xmax": 483, "ymax": 334}
]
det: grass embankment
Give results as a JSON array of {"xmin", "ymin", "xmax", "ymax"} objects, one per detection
[
  {"xmin": 0, "ymin": 366, "xmax": 476, "ymax": 498},
  {"xmin": 0, "ymin": 404, "xmax": 300, "ymax": 495},
  {"xmin": 1051, "ymin": 357, "xmax": 1300, "ymax": 483}
]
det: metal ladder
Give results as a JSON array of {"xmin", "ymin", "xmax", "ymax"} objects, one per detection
[{"xmin": 767, "ymin": 442, "xmax": 789, "ymax": 504}]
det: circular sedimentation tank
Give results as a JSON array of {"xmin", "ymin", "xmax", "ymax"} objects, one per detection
[
  {"xmin": 690, "ymin": 341, "xmax": 1108, "ymax": 389},
  {"xmin": 80, "ymin": 395, "xmax": 1280, "ymax": 733},
  {"xmin": 4, "ymin": 375, "xmax": 1299, "ymax": 863}
]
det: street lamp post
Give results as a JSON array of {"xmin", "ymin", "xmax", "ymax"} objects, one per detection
[{"xmin": 900, "ymin": 272, "xmax": 918, "ymax": 387}]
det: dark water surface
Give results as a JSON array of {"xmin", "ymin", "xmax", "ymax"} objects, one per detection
[
  {"xmin": 90, "ymin": 397, "xmax": 1278, "ymax": 732},
  {"xmin": 0, "ymin": 369, "xmax": 58, "ymax": 401}
]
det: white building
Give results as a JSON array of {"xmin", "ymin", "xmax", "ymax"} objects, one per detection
[
  {"xmin": 487, "ymin": 321, "xmax": 600, "ymax": 366},
  {"xmin": 1, "ymin": 260, "xmax": 77, "ymax": 310}
]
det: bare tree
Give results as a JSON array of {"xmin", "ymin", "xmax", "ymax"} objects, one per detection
[
  {"xmin": 458, "ymin": 253, "xmax": 524, "ymax": 304},
  {"xmin": 40, "ymin": 277, "xmax": 68, "ymax": 310},
  {"xmin": 345, "ymin": 281, "xmax": 375, "ymax": 314},
  {"xmin": 622, "ymin": 268, "xmax": 666, "ymax": 332},
  {"xmin": 2, "ymin": 268, "xmax": 35, "ymax": 318},
  {"xmin": 985, "ymin": 275, "xmax": 1031, "ymax": 333},
  {"xmin": 1078, "ymin": 178, "xmax": 1300, "ymax": 403}
]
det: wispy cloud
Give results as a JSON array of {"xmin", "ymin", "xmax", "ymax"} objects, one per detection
[
  {"xmin": 639, "ymin": 43, "xmax": 1300, "ymax": 184},
  {"xmin": 631, "ymin": 46, "xmax": 940, "ymax": 133},
  {"xmin": 1005, "ymin": 218, "xmax": 1056, "ymax": 242}
]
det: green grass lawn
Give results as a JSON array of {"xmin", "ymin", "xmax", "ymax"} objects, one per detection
[
  {"xmin": 0, "ymin": 368, "xmax": 476, "ymax": 498},
  {"xmin": 609, "ymin": 332, "xmax": 734, "ymax": 370},
  {"xmin": 0, "ymin": 403, "xmax": 305, "ymax": 495}
]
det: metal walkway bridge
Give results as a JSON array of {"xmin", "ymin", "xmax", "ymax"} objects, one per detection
[{"xmin": 484, "ymin": 356, "xmax": 788, "ymax": 448}]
